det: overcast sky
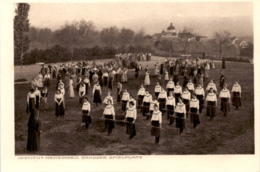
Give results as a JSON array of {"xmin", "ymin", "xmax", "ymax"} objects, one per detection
[{"xmin": 27, "ymin": 2, "xmax": 253, "ymax": 36}]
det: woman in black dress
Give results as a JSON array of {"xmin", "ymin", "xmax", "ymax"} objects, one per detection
[
  {"xmin": 27, "ymin": 109, "xmax": 41, "ymax": 151},
  {"xmin": 231, "ymin": 80, "xmax": 242, "ymax": 110}
]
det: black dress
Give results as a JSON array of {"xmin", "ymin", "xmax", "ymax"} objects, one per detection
[
  {"xmin": 27, "ymin": 113, "xmax": 41, "ymax": 151},
  {"xmin": 232, "ymin": 92, "xmax": 241, "ymax": 109},
  {"xmin": 93, "ymin": 89, "xmax": 102, "ymax": 103},
  {"xmin": 55, "ymin": 98, "xmax": 65, "ymax": 117},
  {"xmin": 126, "ymin": 117, "xmax": 136, "ymax": 137},
  {"xmin": 82, "ymin": 110, "xmax": 91, "ymax": 128}
]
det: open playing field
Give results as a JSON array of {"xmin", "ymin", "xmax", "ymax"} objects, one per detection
[{"xmin": 15, "ymin": 57, "xmax": 254, "ymax": 155}]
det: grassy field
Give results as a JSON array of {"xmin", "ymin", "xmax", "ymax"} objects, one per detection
[{"xmin": 15, "ymin": 58, "xmax": 254, "ymax": 155}]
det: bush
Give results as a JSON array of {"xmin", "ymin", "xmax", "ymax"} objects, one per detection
[{"xmin": 129, "ymin": 61, "xmax": 137, "ymax": 69}]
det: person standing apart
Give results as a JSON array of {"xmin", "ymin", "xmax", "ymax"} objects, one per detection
[
  {"xmin": 82, "ymin": 97, "xmax": 91, "ymax": 130},
  {"xmin": 54, "ymin": 89, "xmax": 65, "ymax": 119},
  {"xmin": 93, "ymin": 81, "xmax": 102, "ymax": 107},
  {"xmin": 102, "ymin": 99, "xmax": 115, "ymax": 135},
  {"xmin": 151, "ymin": 104, "xmax": 162, "ymax": 145},
  {"xmin": 189, "ymin": 94, "xmax": 200, "ymax": 128},
  {"xmin": 231, "ymin": 80, "xmax": 242, "ymax": 110},
  {"xmin": 194, "ymin": 84, "xmax": 205, "ymax": 113},
  {"xmin": 125, "ymin": 101, "xmax": 137, "ymax": 139},
  {"xmin": 206, "ymin": 88, "xmax": 218, "ymax": 120},
  {"xmin": 219, "ymin": 84, "xmax": 231, "ymax": 116},
  {"xmin": 27, "ymin": 109, "xmax": 41, "ymax": 151},
  {"xmin": 175, "ymin": 98, "xmax": 186, "ymax": 134}
]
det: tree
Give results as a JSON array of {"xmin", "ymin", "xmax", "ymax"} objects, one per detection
[
  {"xmin": 213, "ymin": 30, "xmax": 231, "ymax": 57},
  {"xmin": 14, "ymin": 3, "xmax": 30, "ymax": 67},
  {"xmin": 38, "ymin": 28, "xmax": 53, "ymax": 49},
  {"xmin": 133, "ymin": 29, "xmax": 145, "ymax": 45},
  {"xmin": 28, "ymin": 26, "xmax": 38, "ymax": 48},
  {"xmin": 119, "ymin": 28, "xmax": 134, "ymax": 45},
  {"xmin": 100, "ymin": 27, "xmax": 119, "ymax": 46}
]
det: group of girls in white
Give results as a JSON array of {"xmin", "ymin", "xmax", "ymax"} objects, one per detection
[{"xmin": 26, "ymin": 58, "xmax": 242, "ymax": 145}]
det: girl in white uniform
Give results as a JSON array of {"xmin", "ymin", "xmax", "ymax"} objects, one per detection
[
  {"xmin": 219, "ymin": 84, "xmax": 231, "ymax": 116},
  {"xmin": 102, "ymin": 99, "xmax": 115, "ymax": 135},
  {"xmin": 125, "ymin": 101, "xmax": 137, "ymax": 139},
  {"xmin": 231, "ymin": 80, "xmax": 242, "ymax": 110},
  {"xmin": 189, "ymin": 94, "xmax": 200, "ymax": 128},
  {"xmin": 194, "ymin": 84, "xmax": 205, "ymax": 113},
  {"xmin": 206, "ymin": 79, "xmax": 217, "ymax": 94},
  {"xmin": 137, "ymin": 85, "xmax": 146, "ymax": 109},
  {"xmin": 158, "ymin": 87, "xmax": 167, "ymax": 112},
  {"xmin": 167, "ymin": 91, "xmax": 176, "ymax": 124},
  {"xmin": 175, "ymin": 98, "xmax": 186, "ymax": 133},
  {"xmin": 121, "ymin": 89, "xmax": 130, "ymax": 111},
  {"xmin": 142, "ymin": 90, "xmax": 152, "ymax": 117},
  {"xmin": 181, "ymin": 87, "xmax": 191, "ymax": 117},
  {"xmin": 149, "ymin": 97, "xmax": 159, "ymax": 120},
  {"xmin": 154, "ymin": 82, "xmax": 162, "ymax": 100},
  {"xmin": 151, "ymin": 104, "xmax": 162, "ymax": 145},
  {"xmin": 166, "ymin": 78, "xmax": 175, "ymax": 96},
  {"xmin": 206, "ymin": 88, "xmax": 218, "ymax": 120},
  {"xmin": 82, "ymin": 97, "xmax": 91, "ymax": 129}
]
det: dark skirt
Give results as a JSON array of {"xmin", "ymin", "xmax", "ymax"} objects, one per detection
[
  {"xmin": 167, "ymin": 105, "xmax": 174, "ymax": 119},
  {"xmin": 122, "ymin": 100, "xmax": 128, "ymax": 111},
  {"xmin": 155, "ymin": 92, "xmax": 159, "ymax": 99},
  {"xmin": 158, "ymin": 98, "xmax": 166, "ymax": 111},
  {"xmin": 108, "ymin": 77, "xmax": 113, "ymax": 90},
  {"xmin": 232, "ymin": 92, "xmax": 242, "ymax": 107},
  {"xmin": 82, "ymin": 110, "xmax": 91, "ymax": 123},
  {"xmin": 105, "ymin": 115, "xmax": 115, "ymax": 132},
  {"xmin": 93, "ymin": 90, "xmax": 101, "ymax": 103},
  {"xmin": 173, "ymin": 75, "xmax": 179, "ymax": 85},
  {"xmin": 196, "ymin": 95, "xmax": 204, "ymax": 108},
  {"xmin": 183, "ymin": 99, "xmax": 190, "ymax": 112},
  {"xmin": 79, "ymin": 92, "xmax": 84, "ymax": 104},
  {"xmin": 151, "ymin": 121, "xmax": 160, "ymax": 137},
  {"xmin": 76, "ymin": 84, "xmax": 80, "ymax": 93},
  {"xmin": 221, "ymin": 98, "xmax": 230, "ymax": 112},
  {"xmin": 36, "ymin": 96, "xmax": 40, "ymax": 109},
  {"xmin": 126, "ymin": 117, "xmax": 136, "ymax": 136},
  {"xmin": 142, "ymin": 102, "xmax": 150, "ymax": 114},
  {"xmin": 138, "ymin": 95, "xmax": 144, "ymax": 109},
  {"xmin": 55, "ymin": 101, "xmax": 65, "ymax": 117},
  {"xmin": 84, "ymin": 83, "xmax": 89, "ymax": 95},
  {"xmin": 45, "ymin": 78, "xmax": 50, "ymax": 87},
  {"xmin": 27, "ymin": 98, "xmax": 35, "ymax": 113},
  {"xmin": 27, "ymin": 121, "xmax": 41, "ymax": 151},
  {"xmin": 135, "ymin": 71, "xmax": 139, "ymax": 78},
  {"xmin": 206, "ymin": 101, "xmax": 216, "ymax": 118},
  {"xmin": 176, "ymin": 113, "xmax": 185, "ymax": 129},
  {"xmin": 103, "ymin": 77, "xmax": 108, "ymax": 87},
  {"xmin": 190, "ymin": 107, "xmax": 200, "ymax": 126}
]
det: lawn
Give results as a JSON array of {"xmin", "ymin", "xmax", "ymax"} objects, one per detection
[{"xmin": 15, "ymin": 58, "xmax": 254, "ymax": 155}]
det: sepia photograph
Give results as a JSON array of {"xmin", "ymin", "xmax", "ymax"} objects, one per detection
[
  {"xmin": 13, "ymin": 2, "xmax": 255, "ymax": 155},
  {"xmin": 1, "ymin": 0, "xmax": 260, "ymax": 171}
]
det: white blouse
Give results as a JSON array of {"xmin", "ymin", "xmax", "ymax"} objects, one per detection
[
  {"xmin": 151, "ymin": 110, "xmax": 162, "ymax": 123},
  {"xmin": 166, "ymin": 81, "xmax": 175, "ymax": 89},
  {"xmin": 102, "ymin": 73, "xmax": 109, "ymax": 77},
  {"xmin": 103, "ymin": 105, "xmax": 115, "ymax": 115},
  {"xmin": 143, "ymin": 93, "xmax": 152, "ymax": 103},
  {"xmin": 93, "ymin": 84, "xmax": 101, "ymax": 94},
  {"xmin": 154, "ymin": 85, "xmax": 162, "ymax": 93},
  {"xmin": 166, "ymin": 96, "xmax": 176, "ymax": 106},
  {"xmin": 231, "ymin": 84, "xmax": 242, "ymax": 93},
  {"xmin": 190, "ymin": 98, "xmax": 199, "ymax": 109},
  {"xmin": 175, "ymin": 103, "xmax": 186, "ymax": 116},
  {"xmin": 174, "ymin": 86, "xmax": 182, "ymax": 94},
  {"xmin": 27, "ymin": 92, "xmax": 35, "ymax": 103},
  {"xmin": 122, "ymin": 92, "xmax": 130, "ymax": 101},
  {"xmin": 137, "ymin": 88, "xmax": 146, "ymax": 96},
  {"xmin": 206, "ymin": 93, "xmax": 218, "ymax": 102},
  {"xmin": 54, "ymin": 93, "xmax": 63, "ymax": 102},
  {"xmin": 182, "ymin": 91, "xmax": 191, "ymax": 100},
  {"xmin": 206, "ymin": 83, "xmax": 217, "ymax": 92},
  {"xmin": 186, "ymin": 83, "xmax": 194, "ymax": 91},
  {"xmin": 149, "ymin": 100, "xmax": 160, "ymax": 111},
  {"xmin": 82, "ymin": 102, "xmax": 91, "ymax": 112},
  {"xmin": 219, "ymin": 89, "xmax": 231, "ymax": 98},
  {"xmin": 194, "ymin": 87, "xmax": 205, "ymax": 96},
  {"xmin": 158, "ymin": 90, "xmax": 167, "ymax": 99},
  {"xmin": 34, "ymin": 90, "xmax": 41, "ymax": 97},
  {"xmin": 125, "ymin": 107, "xmax": 137, "ymax": 119},
  {"xmin": 103, "ymin": 96, "xmax": 113, "ymax": 105}
]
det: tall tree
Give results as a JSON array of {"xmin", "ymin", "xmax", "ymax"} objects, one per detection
[
  {"xmin": 100, "ymin": 27, "xmax": 119, "ymax": 46},
  {"xmin": 213, "ymin": 30, "xmax": 231, "ymax": 57},
  {"xmin": 38, "ymin": 28, "xmax": 53, "ymax": 49},
  {"xmin": 119, "ymin": 28, "xmax": 134, "ymax": 45},
  {"xmin": 14, "ymin": 3, "xmax": 30, "ymax": 67},
  {"xmin": 28, "ymin": 26, "xmax": 38, "ymax": 49}
]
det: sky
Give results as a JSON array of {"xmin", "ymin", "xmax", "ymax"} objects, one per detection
[{"xmin": 26, "ymin": 2, "xmax": 253, "ymax": 37}]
